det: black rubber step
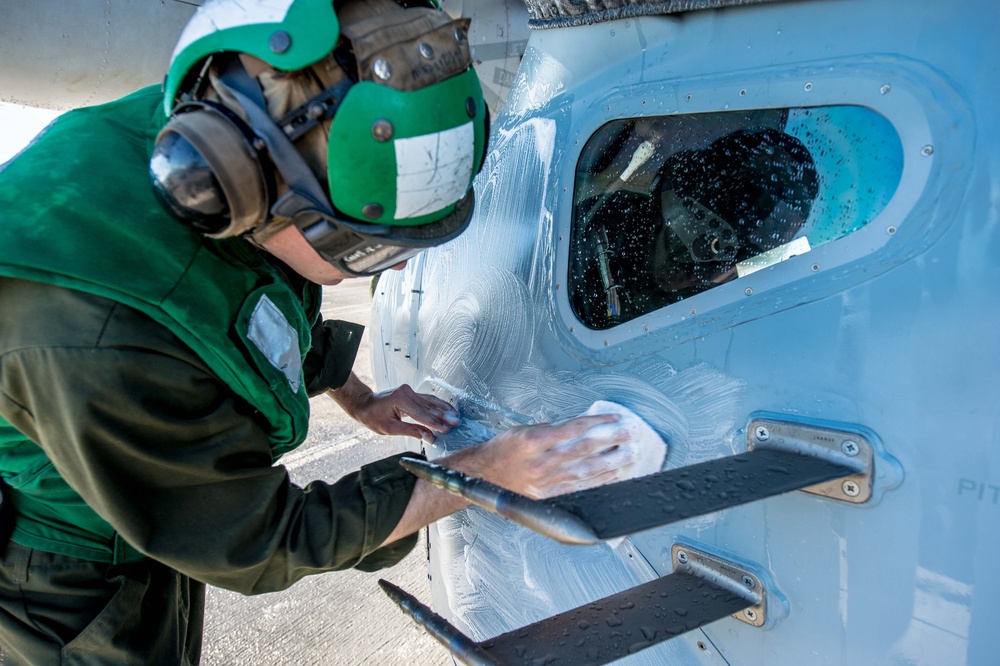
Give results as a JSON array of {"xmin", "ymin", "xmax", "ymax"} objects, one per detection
[
  {"xmin": 551, "ymin": 448, "xmax": 853, "ymax": 540},
  {"xmin": 402, "ymin": 448, "xmax": 856, "ymax": 544},
  {"xmin": 381, "ymin": 567, "xmax": 752, "ymax": 665}
]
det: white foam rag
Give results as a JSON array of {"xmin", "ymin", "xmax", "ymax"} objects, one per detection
[{"xmin": 535, "ymin": 400, "xmax": 668, "ymax": 499}]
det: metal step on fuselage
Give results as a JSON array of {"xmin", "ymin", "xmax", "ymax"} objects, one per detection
[{"xmin": 382, "ymin": 415, "xmax": 898, "ymax": 664}]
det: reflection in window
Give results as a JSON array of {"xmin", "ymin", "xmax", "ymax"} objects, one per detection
[{"xmin": 569, "ymin": 106, "xmax": 903, "ymax": 330}]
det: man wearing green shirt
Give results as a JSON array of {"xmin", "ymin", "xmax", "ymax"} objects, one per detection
[{"xmin": 0, "ymin": 0, "xmax": 627, "ymax": 663}]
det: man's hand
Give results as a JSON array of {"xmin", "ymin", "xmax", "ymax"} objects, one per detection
[
  {"xmin": 443, "ymin": 414, "xmax": 628, "ymax": 498},
  {"xmin": 380, "ymin": 413, "xmax": 629, "ymax": 546},
  {"xmin": 326, "ymin": 373, "xmax": 459, "ymax": 441}
]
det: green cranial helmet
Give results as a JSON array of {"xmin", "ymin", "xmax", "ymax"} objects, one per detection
[
  {"xmin": 154, "ymin": 0, "xmax": 488, "ymax": 275},
  {"xmin": 163, "ymin": 0, "xmax": 342, "ymax": 113}
]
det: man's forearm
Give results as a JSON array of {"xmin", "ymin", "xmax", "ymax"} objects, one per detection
[
  {"xmin": 325, "ymin": 372, "xmax": 371, "ymax": 419},
  {"xmin": 378, "ymin": 444, "xmax": 487, "ymax": 547},
  {"xmin": 379, "ymin": 477, "xmax": 470, "ymax": 547},
  {"xmin": 376, "ymin": 413, "xmax": 628, "ymax": 547}
]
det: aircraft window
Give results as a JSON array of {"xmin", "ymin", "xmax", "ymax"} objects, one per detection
[{"xmin": 568, "ymin": 106, "xmax": 903, "ymax": 329}]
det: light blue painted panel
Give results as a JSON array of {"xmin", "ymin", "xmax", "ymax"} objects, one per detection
[{"xmin": 371, "ymin": 0, "xmax": 1000, "ymax": 663}]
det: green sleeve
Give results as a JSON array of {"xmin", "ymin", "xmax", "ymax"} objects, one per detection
[
  {"xmin": 303, "ymin": 317, "xmax": 365, "ymax": 396},
  {"xmin": 0, "ymin": 279, "xmax": 419, "ymax": 594}
]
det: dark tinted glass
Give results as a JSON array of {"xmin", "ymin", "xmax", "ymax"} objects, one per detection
[{"xmin": 569, "ymin": 106, "xmax": 903, "ymax": 329}]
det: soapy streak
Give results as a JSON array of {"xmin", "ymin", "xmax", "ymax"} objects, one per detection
[
  {"xmin": 402, "ymin": 113, "xmax": 743, "ymax": 653},
  {"xmin": 425, "ymin": 377, "xmax": 530, "ymax": 426}
]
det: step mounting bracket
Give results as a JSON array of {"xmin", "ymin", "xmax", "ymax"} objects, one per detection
[
  {"xmin": 672, "ymin": 544, "xmax": 766, "ymax": 627},
  {"xmin": 747, "ymin": 415, "xmax": 874, "ymax": 504}
]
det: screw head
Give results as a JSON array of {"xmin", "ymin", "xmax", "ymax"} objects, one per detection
[
  {"xmin": 880, "ymin": 83, "xmax": 892, "ymax": 95},
  {"xmin": 841, "ymin": 440, "xmax": 860, "ymax": 457},
  {"xmin": 362, "ymin": 203, "xmax": 384, "ymax": 219},
  {"xmin": 418, "ymin": 42, "xmax": 435, "ymax": 60},
  {"xmin": 373, "ymin": 58, "xmax": 392, "ymax": 81},
  {"xmin": 676, "ymin": 551, "xmax": 689, "ymax": 564},
  {"xmin": 454, "ymin": 27, "xmax": 468, "ymax": 44},
  {"xmin": 921, "ymin": 145, "xmax": 934, "ymax": 156},
  {"xmin": 842, "ymin": 480, "xmax": 861, "ymax": 497},
  {"xmin": 744, "ymin": 608, "xmax": 758, "ymax": 622},
  {"xmin": 755, "ymin": 426, "xmax": 770, "ymax": 442},
  {"xmin": 741, "ymin": 575, "xmax": 756, "ymax": 590},
  {"xmin": 465, "ymin": 96, "xmax": 477, "ymax": 118},
  {"xmin": 371, "ymin": 119, "xmax": 394, "ymax": 142},
  {"xmin": 307, "ymin": 101, "xmax": 326, "ymax": 120},
  {"xmin": 269, "ymin": 30, "xmax": 292, "ymax": 54}
]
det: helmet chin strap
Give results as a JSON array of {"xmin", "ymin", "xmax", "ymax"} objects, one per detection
[
  {"xmin": 212, "ymin": 60, "xmax": 345, "ymax": 234},
  {"xmin": 212, "ymin": 60, "xmax": 405, "ymax": 276}
]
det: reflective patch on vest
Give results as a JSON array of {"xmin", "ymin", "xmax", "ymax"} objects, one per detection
[
  {"xmin": 247, "ymin": 294, "xmax": 302, "ymax": 393},
  {"xmin": 394, "ymin": 121, "xmax": 474, "ymax": 219}
]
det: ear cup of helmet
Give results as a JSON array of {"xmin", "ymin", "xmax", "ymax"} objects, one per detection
[{"xmin": 150, "ymin": 103, "xmax": 273, "ymax": 238}]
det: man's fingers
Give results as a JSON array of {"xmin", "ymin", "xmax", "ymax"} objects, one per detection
[
  {"xmin": 415, "ymin": 394, "xmax": 460, "ymax": 422},
  {"xmin": 545, "ymin": 423, "xmax": 632, "ymax": 464},
  {"xmin": 548, "ymin": 414, "xmax": 621, "ymax": 439},
  {"xmin": 402, "ymin": 406, "xmax": 459, "ymax": 433},
  {"xmin": 455, "ymin": 412, "xmax": 634, "ymax": 498},
  {"xmin": 395, "ymin": 387, "xmax": 460, "ymax": 432},
  {"xmin": 384, "ymin": 420, "xmax": 435, "ymax": 442},
  {"xmin": 515, "ymin": 414, "xmax": 621, "ymax": 455},
  {"xmin": 510, "ymin": 417, "xmax": 639, "ymax": 496},
  {"xmin": 536, "ymin": 444, "xmax": 633, "ymax": 489},
  {"xmin": 562, "ymin": 445, "xmax": 634, "ymax": 479},
  {"xmin": 535, "ymin": 468, "xmax": 624, "ymax": 499}
]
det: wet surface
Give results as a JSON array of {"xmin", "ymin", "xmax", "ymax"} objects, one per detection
[
  {"xmin": 550, "ymin": 448, "xmax": 855, "ymax": 539},
  {"xmin": 480, "ymin": 569, "xmax": 748, "ymax": 665}
]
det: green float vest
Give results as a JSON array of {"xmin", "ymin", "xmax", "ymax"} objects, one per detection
[{"xmin": 0, "ymin": 86, "xmax": 318, "ymax": 563}]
